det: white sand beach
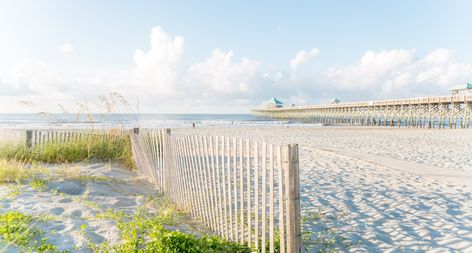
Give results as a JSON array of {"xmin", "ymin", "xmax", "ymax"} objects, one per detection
[
  {"xmin": 175, "ymin": 127, "xmax": 472, "ymax": 252},
  {"xmin": 0, "ymin": 162, "xmax": 209, "ymax": 252},
  {"xmin": 1, "ymin": 127, "xmax": 471, "ymax": 252}
]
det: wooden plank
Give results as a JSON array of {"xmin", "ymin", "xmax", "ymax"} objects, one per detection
[
  {"xmin": 174, "ymin": 137, "xmax": 184, "ymax": 206},
  {"xmin": 269, "ymin": 144, "xmax": 275, "ymax": 253},
  {"xmin": 160, "ymin": 130, "xmax": 166, "ymax": 192},
  {"xmin": 198, "ymin": 135, "xmax": 211, "ymax": 227},
  {"xmin": 227, "ymin": 137, "xmax": 233, "ymax": 240},
  {"xmin": 190, "ymin": 135, "xmax": 204, "ymax": 221},
  {"xmin": 285, "ymin": 144, "xmax": 301, "ymax": 253},
  {"xmin": 202, "ymin": 136, "xmax": 215, "ymax": 230},
  {"xmin": 277, "ymin": 145, "xmax": 286, "ymax": 253},
  {"xmin": 215, "ymin": 136, "xmax": 224, "ymax": 236},
  {"xmin": 149, "ymin": 130, "xmax": 157, "ymax": 183},
  {"xmin": 254, "ymin": 141, "xmax": 259, "ymax": 250},
  {"xmin": 183, "ymin": 137, "xmax": 195, "ymax": 212},
  {"xmin": 239, "ymin": 138, "xmax": 244, "ymax": 244},
  {"xmin": 233, "ymin": 137, "xmax": 238, "ymax": 242},
  {"xmin": 209, "ymin": 136, "xmax": 220, "ymax": 235},
  {"xmin": 183, "ymin": 135, "xmax": 198, "ymax": 217},
  {"xmin": 175, "ymin": 138, "xmax": 185, "ymax": 208},
  {"xmin": 222, "ymin": 136, "xmax": 229, "ymax": 239},
  {"xmin": 262, "ymin": 142, "xmax": 267, "ymax": 253},
  {"xmin": 246, "ymin": 139, "xmax": 252, "ymax": 247}
]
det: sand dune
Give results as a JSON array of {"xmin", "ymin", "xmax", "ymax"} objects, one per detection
[{"xmin": 0, "ymin": 162, "xmax": 208, "ymax": 252}]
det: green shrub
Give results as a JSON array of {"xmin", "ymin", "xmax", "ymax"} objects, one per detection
[{"xmin": 0, "ymin": 211, "xmax": 67, "ymax": 253}]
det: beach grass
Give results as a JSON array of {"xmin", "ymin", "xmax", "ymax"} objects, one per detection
[
  {"xmin": 0, "ymin": 159, "xmax": 33, "ymax": 184},
  {"xmin": 0, "ymin": 131, "xmax": 135, "ymax": 169},
  {"xmin": 0, "ymin": 159, "xmax": 49, "ymax": 185}
]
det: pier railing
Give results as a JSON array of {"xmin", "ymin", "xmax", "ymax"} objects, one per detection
[
  {"xmin": 130, "ymin": 128, "xmax": 301, "ymax": 253},
  {"xmin": 253, "ymin": 94, "xmax": 472, "ymax": 128}
]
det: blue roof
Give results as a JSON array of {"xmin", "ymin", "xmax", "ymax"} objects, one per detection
[
  {"xmin": 450, "ymin": 83, "xmax": 472, "ymax": 90},
  {"xmin": 268, "ymin": 97, "xmax": 283, "ymax": 104}
]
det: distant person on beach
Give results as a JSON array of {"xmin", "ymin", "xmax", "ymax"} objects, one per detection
[{"xmin": 192, "ymin": 122, "xmax": 195, "ymax": 129}]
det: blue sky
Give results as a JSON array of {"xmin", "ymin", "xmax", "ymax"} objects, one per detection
[{"xmin": 1, "ymin": 1, "xmax": 472, "ymax": 113}]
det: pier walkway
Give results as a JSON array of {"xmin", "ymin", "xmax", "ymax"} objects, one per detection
[{"xmin": 252, "ymin": 95, "xmax": 472, "ymax": 128}]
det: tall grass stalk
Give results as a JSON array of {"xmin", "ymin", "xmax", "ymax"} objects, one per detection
[{"xmin": 0, "ymin": 159, "xmax": 48, "ymax": 185}]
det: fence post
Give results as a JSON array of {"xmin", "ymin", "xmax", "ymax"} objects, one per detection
[
  {"xmin": 133, "ymin": 127, "xmax": 140, "ymax": 134},
  {"xmin": 26, "ymin": 130, "xmax": 33, "ymax": 148},
  {"xmin": 286, "ymin": 144, "xmax": 301, "ymax": 253},
  {"xmin": 164, "ymin": 129, "xmax": 171, "ymax": 195}
]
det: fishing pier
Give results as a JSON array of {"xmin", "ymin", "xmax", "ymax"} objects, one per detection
[{"xmin": 253, "ymin": 94, "xmax": 472, "ymax": 128}]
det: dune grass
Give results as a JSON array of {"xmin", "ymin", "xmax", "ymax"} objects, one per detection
[
  {"xmin": 0, "ymin": 159, "xmax": 32, "ymax": 184},
  {"xmin": 0, "ymin": 159, "xmax": 49, "ymax": 185},
  {"xmin": 0, "ymin": 131, "xmax": 135, "ymax": 169}
]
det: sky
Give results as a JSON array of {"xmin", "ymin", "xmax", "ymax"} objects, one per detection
[{"xmin": 1, "ymin": 0, "xmax": 472, "ymax": 113}]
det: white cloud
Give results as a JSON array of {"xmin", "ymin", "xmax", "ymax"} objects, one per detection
[
  {"xmin": 325, "ymin": 48, "xmax": 472, "ymax": 99},
  {"xmin": 132, "ymin": 26, "xmax": 185, "ymax": 97},
  {"xmin": 59, "ymin": 43, "xmax": 74, "ymax": 55},
  {"xmin": 129, "ymin": 27, "xmax": 262, "ymax": 104},
  {"xmin": 2, "ymin": 25, "xmax": 472, "ymax": 113},
  {"xmin": 289, "ymin": 48, "xmax": 320, "ymax": 70},
  {"xmin": 188, "ymin": 49, "xmax": 260, "ymax": 96}
]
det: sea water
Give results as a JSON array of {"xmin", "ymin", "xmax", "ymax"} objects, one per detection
[{"xmin": 0, "ymin": 113, "xmax": 322, "ymax": 129}]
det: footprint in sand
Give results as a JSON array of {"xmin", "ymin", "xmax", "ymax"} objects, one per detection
[
  {"xmin": 85, "ymin": 231, "xmax": 106, "ymax": 244},
  {"xmin": 58, "ymin": 198, "xmax": 73, "ymax": 203},
  {"xmin": 70, "ymin": 210, "xmax": 82, "ymax": 218},
  {"xmin": 412, "ymin": 202, "xmax": 432, "ymax": 211},
  {"xmin": 0, "ymin": 199, "xmax": 12, "ymax": 208},
  {"xmin": 374, "ymin": 230, "xmax": 394, "ymax": 244},
  {"xmin": 51, "ymin": 224, "xmax": 66, "ymax": 232},
  {"xmin": 50, "ymin": 207, "xmax": 65, "ymax": 215},
  {"xmin": 50, "ymin": 181, "xmax": 85, "ymax": 196},
  {"xmin": 344, "ymin": 199, "xmax": 359, "ymax": 212},
  {"xmin": 428, "ymin": 228, "xmax": 442, "ymax": 239},
  {"xmin": 446, "ymin": 208, "xmax": 463, "ymax": 216},
  {"xmin": 112, "ymin": 197, "xmax": 136, "ymax": 208},
  {"xmin": 345, "ymin": 190, "xmax": 354, "ymax": 198}
]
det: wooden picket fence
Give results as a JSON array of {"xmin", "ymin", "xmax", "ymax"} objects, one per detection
[
  {"xmin": 0, "ymin": 129, "xmax": 126, "ymax": 149},
  {"xmin": 0, "ymin": 128, "xmax": 302, "ymax": 252},
  {"xmin": 130, "ymin": 128, "xmax": 301, "ymax": 253},
  {"xmin": 0, "ymin": 129, "xmax": 27, "ymax": 146}
]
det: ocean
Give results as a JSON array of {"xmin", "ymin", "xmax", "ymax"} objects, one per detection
[{"xmin": 0, "ymin": 113, "xmax": 319, "ymax": 129}]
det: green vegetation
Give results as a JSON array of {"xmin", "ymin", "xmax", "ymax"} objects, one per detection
[
  {"xmin": 90, "ymin": 204, "xmax": 250, "ymax": 253},
  {"xmin": 301, "ymin": 210, "xmax": 358, "ymax": 252},
  {"xmin": 0, "ymin": 211, "xmax": 68, "ymax": 253},
  {"xmin": 30, "ymin": 178, "xmax": 49, "ymax": 191},
  {"xmin": 0, "ymin": 159, "xmax": 33, "ymax": 184},
  {"xmin": 0, "ymin": 131, "xmax": 135, "ymax": 169},
  {"xmin": 0, "ymin": 159, "xmax": 49, "ymax": 185},
  {"xmin": 0, "ymin": 126, "xmax": 254, "ymax": 252},
  {"xmin": 0, "ymin": 159, "xmax": 250, "ymax": 252}
]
